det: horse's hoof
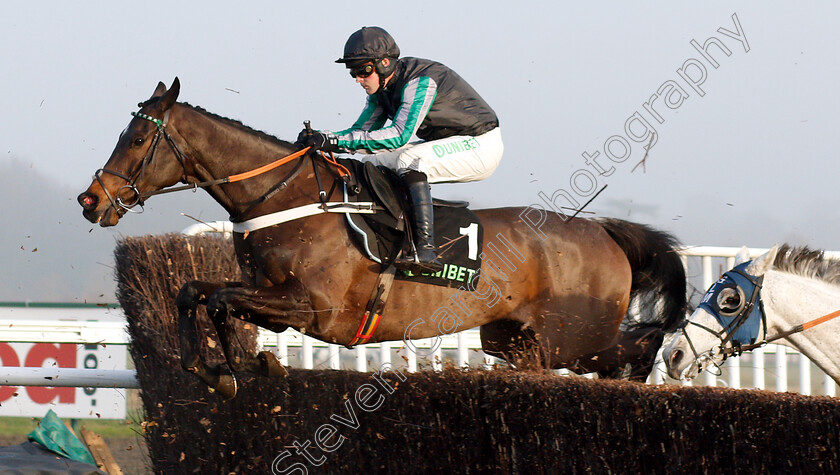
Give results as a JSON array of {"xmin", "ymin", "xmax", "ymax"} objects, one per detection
[
  {"xmin": 213, "ymin": 373, "xmax": 238, "ymax": 399},
  {"xmin": 258, "ymin": 351, "xmax": 289, "ymax": 378}
]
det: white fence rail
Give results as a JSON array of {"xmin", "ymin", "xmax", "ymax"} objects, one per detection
[
  {"xmin": 1, "ymin": 246, "xmax": 837, "ymax": 397},
  {"xmin": 261, "ymin": 329, "xmax": 838, "ymax": 396},
  {"xmin": 0, "ymin": 367, "xmax": 138, "ymax": 388},
  {"xmin": 0, "ymin": 319, "xmax": 129, "ymax": 345},
  {"xmin": 0, "ymin": 318, "xmax": 140, "ymax": 389},
  {"xmin": 257, "ymin": 245, "xmax": 840, "ymax": 396}
]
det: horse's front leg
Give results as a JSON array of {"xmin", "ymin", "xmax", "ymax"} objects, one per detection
[
  {"xmin": 206, "ymin": 278, "xmax": 313, "ymax": 384},
  {"xmin": 176, "ymin": 280, "xmax": 243, "ymax": 398}
]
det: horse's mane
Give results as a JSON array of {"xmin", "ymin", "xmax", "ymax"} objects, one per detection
[
  {"xmin": 181, "ymin": 102, "xmax": 295, "ymax": 148},
  {"xmin": 773, "ymin": 244, "xmax": 840, "ymax": 285},
  {"xmin": 138, "ymin": 92, "xmax": 296, "ymax": 147}
]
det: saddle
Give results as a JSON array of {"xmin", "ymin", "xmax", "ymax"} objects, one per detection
[{"xmin": 336, "ymin": 158, "xmax": 483, "ymax": 289}]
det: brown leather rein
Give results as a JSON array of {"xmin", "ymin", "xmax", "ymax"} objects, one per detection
[{"xmin": 96, "ymin": 110, "xmax": 315, "ymax": 213}]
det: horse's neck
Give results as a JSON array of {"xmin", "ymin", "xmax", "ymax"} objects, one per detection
[
  {"xmin": 176, "ymin": 105, "xmax": 314, "ymax": 215},
  {"xmin": 763, "ymin": 270, "xmax": 840, "ymax": 383}
]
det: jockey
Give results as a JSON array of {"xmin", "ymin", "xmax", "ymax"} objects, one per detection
[{"xmin": 297, "ymin": 26, "xmax": 503, "ymax": 274}]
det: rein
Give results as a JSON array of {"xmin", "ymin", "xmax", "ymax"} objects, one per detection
[
  {"xmin": 722, "ymin": 307, "xmax": 840, "ymax": 357},
  {"xmin": 138, "ymin": 144, "xmax": 311, "ymax": 201},
  {"xmin": 97, "ymin": 110, "xmax": 312, "ymax": 214},
  {"xmin": 131, "ymin": 110, "xmax": 312, "ymax": 200},
  {"xmin": 104, "ymin": 110, "xmax": 372, "ymax": 230}
]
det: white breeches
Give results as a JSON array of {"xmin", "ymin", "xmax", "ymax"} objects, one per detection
[{"xmin": 355, "ymin": 127, "xmax": 503, "ymax": 184}]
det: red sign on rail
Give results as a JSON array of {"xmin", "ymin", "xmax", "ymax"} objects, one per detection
[{"xmin": 0, "ymin": 342, "xmax": 128, "ymax": 419}]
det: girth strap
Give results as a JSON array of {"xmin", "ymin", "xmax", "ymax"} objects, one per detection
[{"xmin": 348, "ymin": 263, "xmax": 397, "ymax": 347}]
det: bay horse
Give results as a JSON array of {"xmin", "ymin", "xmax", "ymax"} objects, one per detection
[
  {"xmin": 78, "ymin": 78, "xmax": 686, "ymax": 398},
  {"xmin": 664, "ymin": 245, "xmax": 840, "ymax": 386}
]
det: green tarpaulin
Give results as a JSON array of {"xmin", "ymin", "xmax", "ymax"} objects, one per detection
[{"xmin": 27, "ymin": 410, "xmax": 96, "ymax": 466}]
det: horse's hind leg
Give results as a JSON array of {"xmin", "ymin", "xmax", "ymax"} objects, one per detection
[
  {"xmin": 561, "ymin": 326, "xmax": 663, "ymax": 381},
  {"xmin": 480, "ymin": 319, "xmax": 547, "ymax": 370},
  {"xmin": 176, "ymin": 280, "xmax": 242, "ymax": 399},
  {"xmin": 594, "ymin": 327, "xmax": 665, "ymax": 381}
]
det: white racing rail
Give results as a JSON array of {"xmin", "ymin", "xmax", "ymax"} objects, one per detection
[
  {"xmin": 0, "ymin": 367, "xmax": 139, "ymax": 388},
  {"xmin": 0, "ymin": 318, "xmax": 140, "ymax": 389}
]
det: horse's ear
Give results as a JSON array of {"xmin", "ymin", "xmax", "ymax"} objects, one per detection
[
  {"xmin": 734, "ymin": 246, "xmax": 750, "ymax": 266},
  {"xmin": 150, "ymin": 81, "xmax": 167, "ymax": 99},
  {"xmin": 745, "ymin": 244, "xmax": 779, "ymax": 276},
  {"xmin": 159, "ymin": 77, "xmax": 180, "ymax": 111}
]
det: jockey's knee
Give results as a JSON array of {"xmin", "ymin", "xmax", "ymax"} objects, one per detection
[
  {"xmin": 399, "ymin": 169, "xmax": 428, "ymax": 184},
  {"xmin": 396, "ymin": 154, "xmax": 423, "ymax": 176}
]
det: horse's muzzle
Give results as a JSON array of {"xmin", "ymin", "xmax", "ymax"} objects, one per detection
[
  {"xmin": 78, "ymin": 191, "xmax": 97, "ymax": 210},
  {"xmin": 77, "ymin": 190, "xmax": 121, "ymax": 226}
]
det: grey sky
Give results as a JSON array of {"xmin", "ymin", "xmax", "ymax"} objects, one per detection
[{"xmin": 1, "ymin": 2, "xmax": 838, "ymax": 302}]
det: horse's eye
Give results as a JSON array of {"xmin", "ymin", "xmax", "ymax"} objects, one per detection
[
  {"xmin": 717, "ymin": 287, "xmax": 743, "ymax": 315},
  {"xmin": 133, "ymin": 137, "xmax": 145, "ymax": 147}
]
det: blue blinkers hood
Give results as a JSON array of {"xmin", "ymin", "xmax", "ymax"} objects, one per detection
[{"xmin": 697, "ymin": 261, "xmax": 764, "ymax": 346}]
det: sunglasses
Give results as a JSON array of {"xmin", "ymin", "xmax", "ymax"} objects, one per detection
[{"xmin": 349, "ymin": 63, "xmax": 376, "ymax": 79}]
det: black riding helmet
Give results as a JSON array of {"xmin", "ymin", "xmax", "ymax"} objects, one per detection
[{"xmin": 336, "ymin": 27, "xmax": 400, "ymax": 84}]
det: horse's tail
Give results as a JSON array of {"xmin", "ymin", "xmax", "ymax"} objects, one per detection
[{"xmin": 595, "ymin": 218, "xmax": 687, "ymax": 332}]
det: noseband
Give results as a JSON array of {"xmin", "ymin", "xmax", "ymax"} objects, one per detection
[
  {"xmin": 94, "ymin": 110, "xmax": 189, "ymax": 214},
  {"xmin": 677, "ymin": 264, "xmax": 766, "ymax": 374}
]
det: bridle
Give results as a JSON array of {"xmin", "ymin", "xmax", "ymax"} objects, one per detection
[
  {"xmin": 93, "ymin": 110, "xmax": 189, "ymax": 214},
  {"xmin": 678, "ymin": 261, "xmax": 840, "ymax": 376},
  {"xmin": 677, "ymin": 265, "xmax": 766, "ymax": 375}
]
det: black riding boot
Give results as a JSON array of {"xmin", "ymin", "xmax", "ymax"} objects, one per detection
[{"xmin": 395, "ymin": 172, "xmax": 444, "ymax": 274}]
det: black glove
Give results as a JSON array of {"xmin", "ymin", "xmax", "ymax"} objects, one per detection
[
  {"xmin": 295, "ymin": 128, "xmax": 310, "ymax": 146},
  {"xmin": 295, "ymin": 129, "xmax": 338, "ymax": 152}
]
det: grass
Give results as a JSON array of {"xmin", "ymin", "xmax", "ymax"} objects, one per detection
[
  {"xmin": 0, "ymin": 387, "xmax": 147, "ymax": 440},
  {"xmin": 0, "ymin": 415, "xmax": 145, "ymax": 438},
  {"xmin": 0, "ymin": 390, "xmax": 146, "ymax": 439}
]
